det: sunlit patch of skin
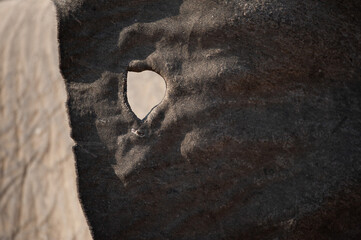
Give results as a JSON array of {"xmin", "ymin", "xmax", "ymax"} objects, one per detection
[{"xmin": 126, "ymin": 70, "xmax": 166, "ymax": 120}]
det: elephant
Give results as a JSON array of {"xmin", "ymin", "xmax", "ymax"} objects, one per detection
[
  {"xmin": 53, "ymin": 0, "xmax": 361, "ymax": 239},
  {"xmin": 0, "ymin": 0, "xmax": 91, "ymax": 239}
]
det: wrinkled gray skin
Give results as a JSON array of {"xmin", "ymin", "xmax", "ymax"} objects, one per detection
[
  {"xmin": 0, "ymin": 1, "xmax": 91, "ymax": 239},
  {"xmin": 53, "ymin": 0, "xmax": 361, "ymax": 239}
]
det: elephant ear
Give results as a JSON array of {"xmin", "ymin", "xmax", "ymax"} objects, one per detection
[
  {"xmin": 52, "ymin": 0, "xmax": 85, "ymax": 17},
  {"xmin": 52, "ymin": 0, "xmax": 124, "ymax": 84}
]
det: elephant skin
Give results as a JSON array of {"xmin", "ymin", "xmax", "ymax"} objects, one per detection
[
  {"xmin": 0, "ymin": 0, "xmax": 91, "ymax": 239},
  {"xmin": 54, "ymin": 0, "xmax": 361, "ymax": 239}
]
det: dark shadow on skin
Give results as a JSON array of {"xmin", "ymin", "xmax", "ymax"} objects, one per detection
[
  {"xmin": 56, "ymin": 1, "xmax": 184, "ymax": 239},
  {"xmin": 57, "ymin": 0, "xmax": 184, "ymax": 84}
]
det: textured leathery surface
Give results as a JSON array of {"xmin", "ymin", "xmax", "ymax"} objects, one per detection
[
  {"xmin": 0, "ymin": 0, "xmax": 91, "ymax": 239},
  {"xmin": 54, "ymin": 0, "xmax": 361, "ymax": 239}
]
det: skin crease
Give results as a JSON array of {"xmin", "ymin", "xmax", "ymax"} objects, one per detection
[{"xmin": 54, "ymin": 0, "xmax": 361, "ymax": 239}]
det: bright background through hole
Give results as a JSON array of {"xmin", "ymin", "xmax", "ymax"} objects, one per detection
[{"xmin": 127, "ymin": 70, "xmax": 166, "ymax": 119}]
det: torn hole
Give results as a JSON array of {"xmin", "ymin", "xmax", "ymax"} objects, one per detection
[{"xmin": 126, "ymin": 70, "xmax": 166, "ymax": 119}]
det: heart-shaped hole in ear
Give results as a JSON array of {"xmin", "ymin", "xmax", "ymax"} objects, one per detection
[{"xmin": 126, "ymin": 70, "xmax": 166, "ymax": 120}]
